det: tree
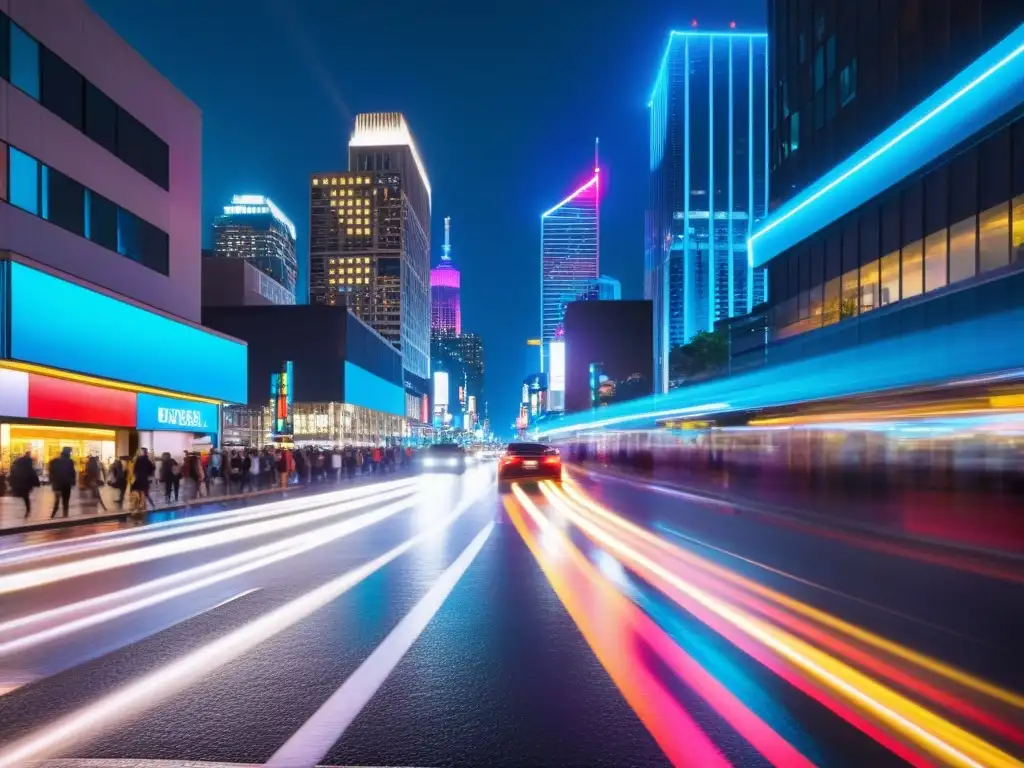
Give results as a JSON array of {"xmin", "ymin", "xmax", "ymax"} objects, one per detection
[{"xmin": 668, "ymin": 329, "xmax": 728, "ymax": 384}]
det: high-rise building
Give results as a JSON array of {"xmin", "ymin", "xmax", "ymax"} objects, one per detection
[
  {"xmin": 540, "ymin": 169, "xmax": 600, "ymax": 375},
  {"xmin": 0, "ymin": 0, "xmax": 245, "ymax": 469},
  {"xmin": 647, "ymin": 30, "xmax": 769, "ymax": 392},
  {"xmin": 581, "ymin": 274, "xmax": 621, "ymax": 301},
  {"xmin": 212, "ymin": 194, "xmax": 297, "ymax": 301},
  {"xmin": 431, "ymin": 216, "xmax": 461, "ymax": 334},
  {"xmin": 309, "ymin": 112, "xmax": 431, "ymax": 379},
  {"xmin": 430, "ymin": 331, "xmax": 484, "ymax": 426}
]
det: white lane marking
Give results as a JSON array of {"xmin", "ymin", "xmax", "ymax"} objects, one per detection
[
  {"xmin": 0, "ymin": 478, "xmax": 420, "ymax": 567},
  {"xmin": 266, "ymin": 521, "xmax": 495, "ymax": 768},
  {"xmin": 0, "ymin": 487, "xmax": 485, "ymax": 768},
  {"xmin": 0, "ymin": 494, "xmax": 418, "ymax": 657},
  {"xmin": 0, "ymin": 483, "xmax": 420, "ymax": 595}
]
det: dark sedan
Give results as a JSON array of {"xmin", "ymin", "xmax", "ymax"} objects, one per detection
[
  {"xmin": 419, "ymin": 443, "xmax": 467, "ymax": 473},
  {"xmin": 498, "ymin": 442, "xmax": 562, "ymax": 490}
]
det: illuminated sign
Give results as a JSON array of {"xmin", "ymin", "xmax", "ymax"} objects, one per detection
[
  {"xmin": 433, "ymin": 370, "xmax": 449, "ymax": 408},
  {"xmin": 28, "ymin": 373, "xmax": 136, "ymax": 427},
  {"xmin": 344, "ymin": 362, "xmax": 405, "ymax": 417},
  {"xmin": 270, "ymin": 361, "xmax": 294, "ymax": 440},
  {"xmin": 548, "ymin": 341, "xmax": 566, "ymax": 394},
  {"xmin": 137, "ymin": 394, "xmax": 218, "ymax": 433}
]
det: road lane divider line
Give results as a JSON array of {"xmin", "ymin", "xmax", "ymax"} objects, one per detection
[
  {"xmin": 542, "ymin": 482, "xmax": 1021, "ymax": 768},
  {"xmin": 0, "ymin": 478, "xmax": 421, "ymax": 567},
  {"xmin": 0, "ymin": 491, "xmax": 422, "ymax": 657},
  {"xmin": 0, "ymin": 482, "xmax": 423, "ymax": 595},
  {"xmin": 559, "ymin": 479, "xmax": 1024, "ymax": 712},
  {"xmin": 0, "ymin": 487, "xmax": 485, "ymax": 768},
  {"xmin": 266, "ymin": 520, "xmax": 495, "ymax": 768}
]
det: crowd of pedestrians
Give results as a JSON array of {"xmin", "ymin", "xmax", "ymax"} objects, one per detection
[{"xmin": 1, "ymin": 443, "xmax": 418, "ymax": 519}]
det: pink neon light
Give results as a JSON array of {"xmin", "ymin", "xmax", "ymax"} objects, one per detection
[
  {"xmin": 430, "ymin": 266, "xmax": 460, "ymax": 289},
  {"xmin": 542, "ymin": 172, "xmax": 600, "ymax": 218}
]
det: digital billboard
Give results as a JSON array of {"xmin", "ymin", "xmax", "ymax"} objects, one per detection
[
  {"xmin": 137, "ymin": 393, "xmax": 218, "ymax": 433},
  {"xmin": 433, "ymin": 370, "xmax": 449, "ymax": 408},
  {"xmin": 548, "ymin": 341, "xmax": 566, "ymax": 393}
]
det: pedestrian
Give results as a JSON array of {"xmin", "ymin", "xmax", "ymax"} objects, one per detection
[
  {"xmin": 209, "ymin": 448, "xmax": 223, "ymax": 490},
  {"xmin": 192, "ymin": 452, "xmax": 206, "ymax": 498},
  {"xmin": 9, "ymin": 450, "xmax": 39, "ymax": 518},
  {"xmin": 247, "ymin": 448, "xmax": 260, "ymax": 491},
  {"xmin": 132, "ymin": 448, "xmax": 157, "ymax": 510},
  {"xmin": 48, "ymin": 447, "xmax": 77, "ymax": 519},
  {"xmin": 84, "ymin": 454, "xmax": 107, "ymax": 511},
  {"xmin": 108, "ymin": 456, "xmax": 128, "ymax": 507},
  {"xmin": 330, "ymin": 448, "xmax": 342, "ymax": 482},
  {"xmin": 294, "ymin": 449, "xmax": 307, "ymax": 484},
  {"xmin": 161, "ymin": 451, "xmax": 180, "ymax": 502}
]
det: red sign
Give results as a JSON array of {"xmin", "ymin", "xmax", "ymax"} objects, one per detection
[{"xmin": 28, "ymin": 374, "xmax": 137, "ymax": 427}]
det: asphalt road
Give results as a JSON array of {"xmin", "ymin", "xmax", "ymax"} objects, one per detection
[{"xmin": 0, "ymin": 463, "xmax": 1019, "ymax": 767}]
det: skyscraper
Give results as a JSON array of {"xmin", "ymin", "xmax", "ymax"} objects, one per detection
[
  {"xmin": 212, "ymin": 194, "xmax": 298, "ymax": 302},
  {"xmin": 309, "ymin": 113, "xmax": 431, "ymax": 379},
  {"xmin": 540, "ymin": 167, "xmax": 600, "ymax": 375},
  {"xmin": 431, "ymin": 216, "xmax": 461, "ymax": 334},
  {"xmin": 431, "ymin": 331, "xmax": 484, "ymax": 427},
  {"xmin": 647, "ymin": 31, "xmax": 769, "ymax": 392}
]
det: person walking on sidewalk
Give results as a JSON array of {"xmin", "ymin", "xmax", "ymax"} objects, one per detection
[
  {"xmin": 10, "ymin": 450, "xmax": 39, "ymax": 518},
  {"xmin": 161, "ymin": 452, "xmax": 180, "ymax": 503},
  {"xmin": 84, "ymin": 454, "xmax": 108, "ymax": 511},
  {"xmin": 48, "ymin": 447, "xmax": 76, "ymax": 519},
  {"xmin": 108, "ymin": 456, "xmax": 128, "ymax": 507},
  {"xmin": 132, "ymin": 448, "xmax": 157, "ymax": 510}
]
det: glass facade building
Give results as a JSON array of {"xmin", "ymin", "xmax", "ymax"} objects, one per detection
[
  {"xmin": 431, "ymin": 216, "xmax": 461, "ymax": 334},
  {"xmin": 540, "ymin": 171, "xmax": 600, "ymax": 374},
  {"xmin": 212, "ymin": 194, "xmax": 297, "ymax": 301},
  {"xmin": 647, "ymin": 31, "xmax": 769, "ymax": 393},
  {"xmin": 309, "ymin": 113, "xmax": 431, "ymax": 380},
  {"xmin": 756, "ymin": 9, "xmax": 1024, "ymax": 351}
]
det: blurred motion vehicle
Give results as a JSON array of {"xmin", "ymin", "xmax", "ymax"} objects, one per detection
[
  {"xmin": 420, "ymin": 443, "xmax": 467, "ymax": 473},
  {"xmin": 498, "ymin": 443, "xmax": 562, "ymax": 491}
]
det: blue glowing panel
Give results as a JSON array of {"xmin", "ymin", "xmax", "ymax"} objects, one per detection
[
  {"xmin": 750, "ymin": 22, "xmax": 1024, "ymax": 268},
  {"xmin": 7, "ymin": 263, "xmax": 247, "ymax": 403},
  {"xmin": 344, "ymin": 361, "xmax": 405, "ymax": 417},
  {"xmin": 136, "ymin": 393, "xmax": 219, "ymax": 434}
]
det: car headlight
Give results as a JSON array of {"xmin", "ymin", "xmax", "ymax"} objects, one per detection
[
  {"xmin": 423, "ymin": 458, "xmax": 436, "ymax": 467},
  {"xmin": 446, "ymin": 458, "xmax": 458, "ymax": 467}
]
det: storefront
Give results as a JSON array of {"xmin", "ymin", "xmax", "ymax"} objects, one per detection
[{"xmin": 0, "ymin": 260, "xmax": 247, "ymax": 474}]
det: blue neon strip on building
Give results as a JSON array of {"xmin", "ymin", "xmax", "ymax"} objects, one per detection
[
  {"xmin": 6, "ymin": 263, "xmax": 247, "ymax": 403},
  {"xmin": 750, "ymin": 22, "xmax": 1024, "ymax": 268},
  {"xmin": 344, "ymin": 361, "xmax": 405, "ymax": 417}
]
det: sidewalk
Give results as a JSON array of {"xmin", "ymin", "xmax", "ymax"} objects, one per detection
[
  {"xmin": 0, "ymin": 471, "xmax": 405, "ymax": 535},
  {"xmin": 572, "ymin": 460, "xmax": 1024, "ymax": 560}
]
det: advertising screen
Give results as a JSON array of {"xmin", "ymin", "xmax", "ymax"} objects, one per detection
[
  {"xmin": 433, "ymin": 371, "xmax": 449, "ymax": 408},
  {"xmin": 548, "ymin": 341, "xmax": 566, "ymax": 394},
  {"xmin": 137, "ymin": 393, "xmax": 219, "ymax": 433}
]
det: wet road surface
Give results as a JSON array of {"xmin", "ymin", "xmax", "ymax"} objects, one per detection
[{"xmin": 0, "ymin": 465, "xmax": 1019, "ymax": 767}]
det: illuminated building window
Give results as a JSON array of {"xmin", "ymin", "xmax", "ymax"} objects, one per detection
[
  {"xmin": 330, "ymin": 190, "xmax": 336, "ymax": 197},
  {"xmin": 313, "ymin": 179, "xmax": 319, "ymax": 186},
  {"xmin": 346, "ymin": 200, "xmax": 353, "ymax": 207},
  {"xmin": 329, "ymin": 278, "xmax": 336, "ymax": 285},
  {"xmin": 347, "ymin": 278, "xmax": 353, "ymax": 284},
  {"xmin": 329, "ymin": 259, "xmax": 335, "ymax": 264},
  {"xmin": 330, "ymin": 200, "xmax": 336, "ymax": 207},
  {"xmin": 347, "ymin": 228, "xmax": 353, "ymax": 235},
  {"xmin": 331, "ymin": 177, "xmax": 337, "ymax": 185},
  {"xmin": 347, "ymin": 190, "xmax": 353, "ymax": 197},
  {"xmin": 356, "ymin": 228, "xmax": 362, "ymax": 235},
  {"xmin": 364, "ymin": 218, "xmax": 370, "ymax": 226},
  {"xmin": 340, "ymin": 177, "xmax": 347, "ymax": 185}
]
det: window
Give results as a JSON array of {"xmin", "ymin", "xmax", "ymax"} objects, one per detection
[
  {"xmin": 0, "ymin": 13, "xmax": 9, "ymax": 82},
  {"xmin": 822, "ymin": 277, "xmax": 841, "ymax": 325},
  {"xmin": 44, "ymin": 166, "xmax": 85, "ymax": 236},
  {"xmin": 901, "ymin": 240, "xmax": 923, "ymax": 299},
  {"xmin": 879, "ymin": 251, "xmax": 899, "ymax": 306},
  {"xmin": 87, "ymin": 190, "xmax": 118, "ymax": 252},
  {"xmin": 116, "ymin": 107, "xmax": 169, "ymax": 189},
  {"xmin": 0, "ymin": 141, "xmax": 6, "ymax": 201},
  {"xmin": 860, "ymin": 259, "xmax": 879, "ymax": 313},
  {"xmin": 10, "ymin": 23, "xmax": 39, "ymax": 99},
  {"xmin": 139, "ymin": 217, "xmax": 169, "ymax": 274},
  {"xmin": 978, "ymin": 202, "xmax": 1009, "ymax": 273},
  {"xmin": 40, "ymin": 48, "xmax": 84, "ymax": 130},
  {"xmin": 8, "ymin": 147, "xmax": 39, "ymax": 214},
  {"xmin": 117, "ymin": 207, "xmax": 141, "ymax": 262},
  {"xmin": 948, "ymin": 216, "xmax": 977, "ymax": 284},
  {"xmin": 790, "ymin": 111, "xmax": 800, "ymax": 153},
  {"xmin": 826, "ymin": 35, "xmax": 836, "ymax": 77},
  {"xmin": 84, "ymin": 82, "xmax": 118, "ymax": 155},
  {"xmin": 1014, "ymin": 195, "xmax": 1024, "ymax": 263},
  {"xmin": 814, "ymin": 47, "xmax": 824, "ymax": 92},
  {"xmin": 840, "ymin": 59, "xmax": 857, "ymax": 106},
  {"xmin": 924, "ymin": 230, "xmax": 947, "ymax": 293}
]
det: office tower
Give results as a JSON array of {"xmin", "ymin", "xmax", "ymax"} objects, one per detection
[
  {"xmin": 581, "ymin": 274, "xmax": 622, "ymax": 301},
  {"xmin": 309, "ymin": 112, "xmax": 431, "ymax": 379},
  {"xmin": 0, "ymin": 0, "xmax": 245, "ymax": 471},
  {"xmin": 431, "ymin": 216, "xmax": 461, "ymax": 334},
  {"xmin": 647, "ymin": 30, "xmax": 769, "ymax": 391},
  {"xmin": 540, "ymin": 167, "xmax": 600, "ymax": 377},
  {"xmin": 431, "ymin": 331, "xmax": 484, "ymax": 416},
  {"xmin": 212, "ymin": 194, "xmax": 298, "ymax": 302}
]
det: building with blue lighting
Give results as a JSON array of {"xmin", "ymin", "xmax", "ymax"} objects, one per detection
[
  {"xmin": 212, "ymin": 194, "xmax": 298, "ymax": 302},
  {"xmin": 541, "ymin": 169, "xmax": 600, "ymax": 383},
  {"xmin": 647, "ymin": 31, "xmax": 769, "ymax": 392}
]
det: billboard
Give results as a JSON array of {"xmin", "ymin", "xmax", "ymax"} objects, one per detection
[
  {"xmin": 270, "ymin": 361, "xmax": 294, "ymax": 440},
  {"xmin": 548, "ymin": 341, "xmax": 566, "ymax": 393},
  {"xmin": 137, "ymin": 393, "xmax": 218, "ymax": 433},
  {"xmin": 433, "ymin": 370, "xmax": 450, "ymax": 408}
]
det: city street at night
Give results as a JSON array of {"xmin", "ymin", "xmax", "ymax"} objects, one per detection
[{"xmin": 0, "ymin": 467, "xmax": 1020, "ymax": 767}]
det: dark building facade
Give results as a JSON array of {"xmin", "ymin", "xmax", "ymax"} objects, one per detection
[
  {"xmin": 563, "ymin": 300, "xmax": 654, "ymax": 413},
  {"xmin": 203, "ymin": 304, "xmax": 406, "ymax": 445},
  {"xmin": 754, "ymin": 6, "xmax": 1024, "ymax": 359}
]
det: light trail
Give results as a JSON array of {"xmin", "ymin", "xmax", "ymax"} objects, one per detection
[
  {"xmin": 0, "ymin": 492, "xmax": 421, "ymax": 657},
  {"xmin": 0, "ymin": 482, "xmax": 421, "ymax": 595},
  {"xmin": 0, "ymin": 477, "xmax": 420, "ymax": 567},
  {"xmin": 542, "ymin": 482, "xmax": 1022, "ymax": 768},
  {"xmin": 0, "ymin": 488, "xmax": 484, "ymax": 768},
  {"xmin": 266, "ymin": 520, "xmax": 495, "ymax": 767}
]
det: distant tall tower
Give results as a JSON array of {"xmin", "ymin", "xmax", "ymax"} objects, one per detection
[
  {"xmin": 540, "ymin": 151, "xmax": 600, "ymax": 374},
  {"xmin": 431, "ymin": 216, "xmax": 461, "ymax": 335}
]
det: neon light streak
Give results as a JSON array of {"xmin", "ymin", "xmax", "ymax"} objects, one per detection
[
  {"xmin": 750, "ymin": 23, "xmax": 1024, "ymax": 266},
  {"xmin": 541, "ymin": 174, "xmax": 599, "ymax": 219},
  {"xmin": 648, "ymin": 31, "xmax": 769, "ymax": 107}
]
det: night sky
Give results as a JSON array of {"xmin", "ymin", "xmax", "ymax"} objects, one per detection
[{"xmin": 88, "ymin": 0, "xmax": 765, "ymax": 434}]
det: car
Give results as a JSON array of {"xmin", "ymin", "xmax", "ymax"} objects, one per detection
[
  {"xmin": 498, "ymin": 442, "xmax": 562, "ymax": 490},
  {"xmin": 420, "ymin": 443, "xmax": 467, "ymax": 473}
]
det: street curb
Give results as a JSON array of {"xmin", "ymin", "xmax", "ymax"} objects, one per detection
[{"xmin": 572, "ymin": 464, "xmax": 1024, "ymax": 565}]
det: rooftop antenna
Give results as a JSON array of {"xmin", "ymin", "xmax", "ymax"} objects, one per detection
[
  {"xmin": 594, "ymin": 136, "xmax": 600, "ymax": 173},
  {"xmin": 442, "ymin": 216, "xmax": 452, "ymax": 262}
]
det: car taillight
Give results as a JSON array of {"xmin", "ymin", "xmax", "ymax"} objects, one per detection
[
  {"xmin": 543, "ymin": 455, "xmax": 560, "ymax": 465},
  {"xmin": 501, "ymin": 456, "xmax": 521, "ymax": 465}
]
